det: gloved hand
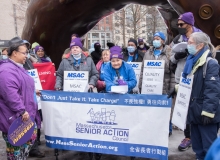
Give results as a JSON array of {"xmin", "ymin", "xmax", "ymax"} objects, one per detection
[
  {"xmin": 174, "ymin": 51, "xmax": 188, "ymax": 60},
  {"xmin": 167, "ymin": 88, "xmax": 176, "ymax": 98},
  {"xmin": 202, "ymin": 116, "xmax": 212, "ymax": 125},
  {"xmin": 117, "ymin": 79, "xmax": 127, "ymax": 85},
  {"xmin": 132, "ymin": 87, "xmax": 139, "ymax": 94}
]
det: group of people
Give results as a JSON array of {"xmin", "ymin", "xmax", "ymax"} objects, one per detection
[{"xmin": 0, "ymin": 11, "xmax": 220, "ymax": 160}]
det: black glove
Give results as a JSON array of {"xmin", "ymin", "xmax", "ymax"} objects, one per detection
[
  {"xmin": 202, "ymin": 116, "xmax": 212, "ymax": 125},
  {"xmin": 88, "ymin": 88, "xmax": 93, "ymax": 93},
  {"xmin": 174, "ymin": 51, "xmax": 188, "ymax": 60},
  {"xmin": 167, "ymin": 88, "xmax": 176, "ymax": 98}
]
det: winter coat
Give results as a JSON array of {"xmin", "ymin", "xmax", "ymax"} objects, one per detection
[
  {"xmin": 91, "ymin": 49, "xmax": 103, "ymax": 65},
  {"xmin": 139, "ymin": 45, "xmax": 175, "ymax": 94},
  {"xmin": 55, "ymin": 53, "xmax": 99, "ymax": 90},
  {"xmin": 170, "ymin": 27, "xmax": 202, "ymax": 83},
  {"xmin": 187, "ymin": 51, "xmax": 220, "ymax": 124},
  {"xmin": 0, "ymin": 59, "xmax": 38, "ymax": 133},
  {"xmin": 96, "ymin": 60, "xmax": 106, "ymax": 92},
  {"xmin": 104, "ymin": 61, "xmax": 137, "ymax": 93},
  {"xmin": 123, "ymin": 49, "xmax": 145, "ymax": 62}
]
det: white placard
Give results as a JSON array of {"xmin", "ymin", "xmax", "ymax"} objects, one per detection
[
  {"xmin": 64, "ymin": 71, "xmax": 89, "ymax": 92},
  {"xmin": 28, "ymin": 69, "xmax": 42, "ymax": 90},
  {"xmin": 172, "ymin": 73, "xmax": 194, "ymax": 130},
  {"xmin": 127, "ymin": 62, "xmax": 142, "ymax": 88},
  {"xmin": 141, "ymin": 60, "xmax": 165, "ymax": 95},
  {"xmin": 28, "ymin": 69, "xmax": 42, "ymax": 110},
  {"xmin": 110, "ymin": 85, "xmax": 128, "ymax": 94}
]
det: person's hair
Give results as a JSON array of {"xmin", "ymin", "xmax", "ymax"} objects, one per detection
[
  {"xmin": 190, "ymin": 32, "xmax": 216, "ymax": 58},
  {"xmin": 101, "ymin": 50, "xmax": 110, "ymax": 59},
  {"xmin": 8, "ymin": 44, "xmax": 26, "ymax": 56}
]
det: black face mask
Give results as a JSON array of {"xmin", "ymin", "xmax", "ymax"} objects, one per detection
[
  {"xmin": 177, "ymin": 28, "xmax": 187, "ymax": 35},
  {"xmin": 94, "ymin": 46, "xmax": 101, "ymax": 52}
]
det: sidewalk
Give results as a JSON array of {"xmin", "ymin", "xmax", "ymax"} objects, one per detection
[{"xmin": 0, "ymin": 129, "xmax": 195, "ymax": 160}]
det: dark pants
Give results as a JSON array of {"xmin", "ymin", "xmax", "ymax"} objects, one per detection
[
  {"xmin": 29, "ymin": 140, "xmax": 39, "ymax": 154},
  {"xmin": 191, "ymin": 123, "xmax": 219, "ymax": 160},
  {"xmin": 184, "ymin": 124, "xmax": 191, "ymax": 139}
]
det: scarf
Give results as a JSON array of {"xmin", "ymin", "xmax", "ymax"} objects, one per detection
[
  {"xmin": 182, "ymin": 46, "xmax": 208, "ymax": 78},
  {"xmin": 40, "ymin": 57, "xmax": 50, "ymax": 63}
]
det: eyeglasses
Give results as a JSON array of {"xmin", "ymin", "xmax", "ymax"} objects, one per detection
[
  {"xmin": 176, "ymin": 23, "xmax": 186, "ymax": 27},
  {"xmin": 17, "ymin": 51, "xmax": 28, "ymax": 56}
]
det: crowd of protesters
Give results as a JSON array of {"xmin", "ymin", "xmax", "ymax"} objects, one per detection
[{"xmin": 0, "ymin": 11, "xmax": 220, "ymax": 160}]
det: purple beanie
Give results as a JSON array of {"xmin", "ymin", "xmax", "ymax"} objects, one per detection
[
  {"xmin": 70, "ymin": 38, "xmax": 82, "ymax": 49},
  {"xmin": 35, "ymin": 46, "xmax": 44, "ymax": 52},
  {"xmin": 138, "ymin": 38, "xmax": 143, "ymax": 43},
  {"xmin": 178, "ymin": 12, "xmax": 195, "ymax": 26},
  {"xmin": 110, "ymin": 46, "xmax": 123, "ymax": 60}
]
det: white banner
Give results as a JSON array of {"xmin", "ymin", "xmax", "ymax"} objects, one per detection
[
  {"xmin": 127, "ymin": 62, "xmax": 142, "ymax": 88},
  {"xmin": 172, "ymin": 73, "xmax": 194, "ymax": 130},
  {"xmin": 41, "ymin": 91, "xmax": 171, "ymax": 160},
  {"xmin": 141, "ymin": 60, "xmax": 165, "ymax": 95},
  {"xmin": 63, "ymin": 71, "xmax": 89, "ymax": 92},
  {"xmin": 28, "ymin": 69, "xmax": 42, "ymax": 110}
]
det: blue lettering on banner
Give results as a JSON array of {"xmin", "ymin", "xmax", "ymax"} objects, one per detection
[
  {"xmin": 147, "ymin": 62, "xmax": 161, "ymax": 66},
  {"xmin": 45, "ymin": 135, "xmax": 168, "ymax": 160},
  {"xmin": 129, "ymin": 63, "xmax": 139, "ymax": 68},
  {"xmin": 67, "ymin": 73, "xmax": 85, "ymax": 78},
  {"xmin": 28, "ymin": 71, "xmax": 36, "ymax": 77},
  {"xmin": 40, "ymin": 91, "xmax": 172, "ymax": 108},
  {"xmin": 181, "ymin": 77, "xmax": 191, "ymax": 85}
]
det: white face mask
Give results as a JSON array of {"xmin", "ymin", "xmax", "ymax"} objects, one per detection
[
  {"xmin": 139, "ymin": 45, "xmax": 144, "ymax": 48},
  {"xmin": 2, "ymin": 55, "xmax": 8, "ymax": 59},
  {"xmin": 72, "ymin": 53, "xmax": 82, "ymax": 60}
]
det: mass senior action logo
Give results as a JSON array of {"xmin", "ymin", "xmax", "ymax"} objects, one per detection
[{"xmin": 75, "ymin": 108, "xmax": 130, "ymax": 142}]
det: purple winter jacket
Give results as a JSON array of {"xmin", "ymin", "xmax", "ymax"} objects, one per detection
[{"xmin": 0, "ymin": 59, "xmax": 38, "ymax": 133}]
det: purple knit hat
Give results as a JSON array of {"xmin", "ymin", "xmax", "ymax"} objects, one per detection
[
  {"xmin": 35, "ymin": 46, "xmax": 44, "ymax": 52},
  {"xmin": 70, "ymin": 38, "xmax": 82, "ymax": 49},
  {"xmin": 110, "ymin": 46, "xmax": 123, "ymax": 60},
  {"xmin": 138, "ymin": 38, "xmax": 143, "ymax": 43},
  {"xmin": 178, "ymin": 12, "xmax": 195, "ymax": 26}
]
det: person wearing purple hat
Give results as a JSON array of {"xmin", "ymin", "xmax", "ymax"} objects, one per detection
[
  {"xmin": 103, "ymin": 46, "xmax": 137, "ymax": 93},
  {"xmin": 55, "ymin": 37, "xmax": 99, "ymax": 91},
  {"xmin": 169, "ymin": 12, "xmax": 203, "ymax": 151},
  {"xmin": 35, "ymin": 46, "xmax": 52, "ymax": 62},
  {"xmin": 137, "ymin": 38, "xmax": 150, "ymax": 53}
]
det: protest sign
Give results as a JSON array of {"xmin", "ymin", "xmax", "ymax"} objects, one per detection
[
  {"xmin": 41, "ymin": 91, "xmax": 171, "ymax": 160},
  {"xmin": 172, "ymin": 73, "xmax": 194, "ymax": 130},
  {"xmin": 28, "ymin": 69, "xmax": 42, "ymax": 90},
  {"xmin": 33, "ymin": 62, "xmax": 56, "ymax": 90},
  {"xmin": 127, "ymin": 62, "xmax": 142, "ymax": 88},
  {"xmin": 141, "ymin": 60, "xmax": 165, "ymax": 95},
  {"xmin": 7, "ymin": 117, "xmax": 35, "ymax": 146},
  {"xmin": 63, "ymin": 71, "xmax": 89, "ymax": 92}
]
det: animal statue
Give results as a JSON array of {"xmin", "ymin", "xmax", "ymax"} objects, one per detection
[{"xmin": 22, "ymin": 0, "xmax": 220, "ymax": 66}]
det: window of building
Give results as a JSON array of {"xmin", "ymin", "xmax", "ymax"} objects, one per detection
[
  {"xmin": 101, "ymin": 33, "xmax": 105, "ymax": 38},
  {"xmin": 93, "ymin": 25, "xmax": 99, "ymax": 30},
  {"xmin": 101, "ymin": 40, "xmax": 105, "ymax": 48},
  {"xmin": 115, "ymin": 30, "xmax": 119, "ymax": 34},
  {"xmin": 116, "ymin": 36, "xmax": 120, "ymax": 40},
  {"xmin": 100, "ymin": 26, "xmax": 104, "ymax": 30},
  {"xmin": 87, "ymin": 33, "xmax": 90, "ymax": 38},
  {"xmin": 127, "ymin": 30, "xmax": 131, "ymax": 33},
  {"xmin": 106, "ymin": 33, "xmax": 110, "ymax": 38},
  {"xmin": 106, "ymin": 26, "xmax": 110, "ymax": 31},
  {"xmin": 92, "ymin": 33, "xmax": 99, "ymax": 38},
  {"xmin": 142, "ymin": 30, "xmax": 145, "ymax": 33},
  {"xmin": 142, "ymin": 24, "xmax": 145, "ymax": 27},
  {"xmin": 106, "ymin": 17, "xmax": 109, "ymax": 24}
]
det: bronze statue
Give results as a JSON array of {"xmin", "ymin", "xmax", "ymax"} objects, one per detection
[{"xmin": 22, "ymin": 0, "xmax": 220, "ymax": 66}]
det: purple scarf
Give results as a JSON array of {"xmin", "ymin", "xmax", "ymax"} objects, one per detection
[{"xmin": 40, "ymin": 57, "xmax": 50, "ymax": 63}]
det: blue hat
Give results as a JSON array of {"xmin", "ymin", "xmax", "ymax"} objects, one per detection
[{"xmin": 154, "ymin": 32, "xmax": 166, "ymax": 41}]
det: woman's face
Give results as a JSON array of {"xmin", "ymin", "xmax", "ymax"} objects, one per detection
[
  {"xmin": 102, "ymin": 52, "xmax": 110, "ymax": 62},
  {"xmin": 71, "ymin": 46, "xmax": 82, "ymax": 55},
  {"xmin": 111, "ymin": 58, "xmax": 122, "ymax": 69},
  {"xmin": 36, "ymin": 49, "xmax": 45, "ymax": 58}
]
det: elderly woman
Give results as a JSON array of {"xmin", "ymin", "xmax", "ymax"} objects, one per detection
[
  {"xmin": 96, "ymin": 50, "xmax": 110, "ymax": 92},
  {"xmin": 183, "ymin": 32, "xmax": 220, "ymax": 160},
  {"xmin": 55, "ymin": 37, "xmax": 99, "ymax": 91},
  {"xmin": 103, "ymin": 46, "xmax": 137, "ymax": 93},
  {"xmin": 35, "ymin": 46, "xmax": 52, "ymax": 62},
  {"xmin": 0, "ymin": 37, "xmax": 39, "ymax": 159}
]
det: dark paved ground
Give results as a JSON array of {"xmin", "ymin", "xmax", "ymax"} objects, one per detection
[{"xmin": 0, "ymin": 128, "xmax": 196, "ymax": 160}]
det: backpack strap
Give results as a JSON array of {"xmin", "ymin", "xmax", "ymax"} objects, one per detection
[{"xmin": 203, "ymin": 57, "xmax": 218, "ymax": 78}]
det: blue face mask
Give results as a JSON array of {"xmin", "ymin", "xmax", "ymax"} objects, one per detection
[
  {"xmin": 127, "ymin": 46, "xmax": 135, "ymax": 53},
  {"xmin": 27, "ymin": 53, "xmax": 31, "ymax": 59},
  {"xmin": 153, "ymin": 40, "xmax": 161, "ymax": 48},
  {"xmin": 2, "ymin": 55, "xmax": 8, "ymax": 59},
  {"xmin": 187, "ymin": 44, "xmax": 197, "ymax": 55}
]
